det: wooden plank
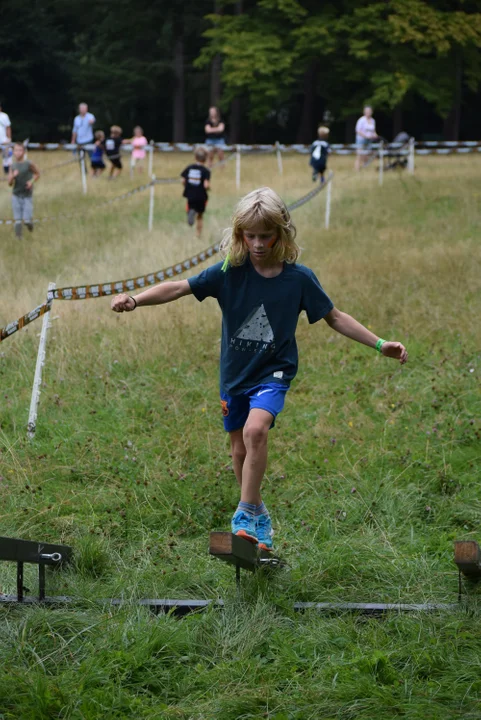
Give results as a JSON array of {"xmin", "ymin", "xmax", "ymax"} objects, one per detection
[
  {"xmin": 454, "ymin": 541, "xmax": 481, "ymax": 579},
  {"xmin": 209, "ymin": 532, "xmax": 259, "ymax": 571},
  {"xmin": 0, "ymin": 536, "xmax": 73, "ymax": 565}
]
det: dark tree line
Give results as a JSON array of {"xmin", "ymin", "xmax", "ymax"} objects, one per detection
[{"xmin": 1, "ymin": 0, "xmax": 481, "ymax": 143}]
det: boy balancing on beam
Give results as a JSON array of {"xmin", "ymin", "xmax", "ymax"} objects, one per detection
[{"xmin": 111, "ymin": 187, "xmax": 408, "ymax": 552}]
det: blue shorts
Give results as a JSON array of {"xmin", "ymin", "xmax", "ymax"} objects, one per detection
[
  {"xmin": 220, "ymin": 382, "xmax": 289, "ymax": 432},
  {"xmin": 205, "ymin": 138, "xmax": 225, "ymax": 147}
]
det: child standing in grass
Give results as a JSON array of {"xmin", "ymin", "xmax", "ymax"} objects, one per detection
[
  {"xmin": 310, "ymin": 126, "xmax": 330, "ymax": 184},
  {"xmin": 105, "ymin": 125, "xmax": 123, "ymax": 179},
  {"xmin": 90, "ymin": 131, "xmax": 106, "ymax": 177},
  {"xmin": 123, "ymin": 126, "xmax": 148, "ymax": 174},
  {"xmin": 111, "ymin": 187, "xmax": 407, "ymax": 551},
  {"xmin": 181, "ymin": 147, "xmax": 211, "ymax": 237},
  {"xmin": 8, "ymin": 142, "xmax": 40, "ymax": 239}
]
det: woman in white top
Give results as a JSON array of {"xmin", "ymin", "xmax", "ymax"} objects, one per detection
[{"xmin": 355, "ymin": 106, "xmax": 378, "ymax": 170}]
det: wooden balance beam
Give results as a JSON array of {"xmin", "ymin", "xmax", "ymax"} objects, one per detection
[
  {"xmin": 454, "ymin": 540, "xmax": 481, "ymax": 579},
  {"xmin": 209, "ymin": 532, "xmax": 283, "ymax": 573}
]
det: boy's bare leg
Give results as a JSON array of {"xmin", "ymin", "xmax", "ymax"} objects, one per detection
[
  {"xmin": 196, "ymin": 213, "xmax": 203, "ymax": 237},
  {"xmin": 229, "ymin": 428, "xmax": 246, "ymax": 488},
  {"xmin": 241, "ymin": 408, "xmax": 273, "ymax": 506}
]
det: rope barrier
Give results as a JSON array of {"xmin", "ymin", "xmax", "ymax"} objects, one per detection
[
  {"xmin": 0, "ymin": 174, "xmax": 331, "ymax": 341},
  {"xmin": 0, "ymin": 300, "xmax": 52, "ymax": 342}
]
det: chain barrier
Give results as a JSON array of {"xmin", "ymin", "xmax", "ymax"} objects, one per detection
[{"xmin": 0, "ymin": 173, "xmax": 331, "ymax": 341}]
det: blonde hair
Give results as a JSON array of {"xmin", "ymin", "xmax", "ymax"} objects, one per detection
[
  {"xmin": 95, "ymin": 130, "xmax": 105, "ymax": 141},
  {"xmin": 317, "ymin": 126, "xmax": 330, "ymax": 138},
  {"xmin": 221, "ymin": 187, "xmax": 300, "ymax": 267},
  {"xmin": 110, "ymin": 125, "xmax": 122, "ymax": 135},
  {"xmin": 195, "ymin": 146, "xmax": 207, "ymax": 163}
]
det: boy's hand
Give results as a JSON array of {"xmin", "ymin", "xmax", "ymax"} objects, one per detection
[
  {"xmin": 381, "ymin": 341, "xmax": 408, "ymax": 364},
  {"xmin": 111, "ymin": 294, "xmax": 136, "ymax": 312},
  {"xmin": 25, "ymin": 180, "xmax": 33, "ymax": 190},
  {"xmin": 12, "ymin": 169, "xmax": 18, "ymax": 178}
]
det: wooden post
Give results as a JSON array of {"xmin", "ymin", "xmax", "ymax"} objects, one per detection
[{"xmin": 378, "ymin": 141, "xmax": 384, "ymax": 186}]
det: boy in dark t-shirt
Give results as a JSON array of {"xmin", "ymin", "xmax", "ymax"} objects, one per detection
[
  {"xmin": 111, "ymin": 187, "xmax": 408, "ymax": 552},
  {"xmin": 310, "ymin": 126, "xmax": 330, "ymax": 184},
  {"xmin": 181, "ymin": 147, "xmax": 211, "ymax": 237},
  {"xmin": 105, "ymin": 125, "xmax": 123, "ymax": 179}
]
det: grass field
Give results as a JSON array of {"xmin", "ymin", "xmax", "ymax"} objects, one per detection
[{"xmin": 0, "ymin": 150, "xmax": 480, "ymax": 719}]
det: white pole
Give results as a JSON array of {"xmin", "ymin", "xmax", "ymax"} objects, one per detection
[
  {"xmin": 148, "ymin": 140, "xmax": 154, "ymax": 176},
  {"xmin": 148, "ymin": 174, "xmax": 155, "ymax": 231},
  {"xmin": 276, "ymin": 141, "xmax": 283, "ymax": 175},
  {"xmin": 236, "ymin": 144, "xmax": 241, "ymax": 190},
  {"xmin": 27, "ymin": 283, "xmax": 55, "ymax": 439},
  {"xmin": 325, "ymin": 176, "xmax": 332, "ymax": 230},
  {"xmin": 408, "ymin": 137, "xmax": 415, "ymax": 174},
  {"xmin": 80, "ymin": 149, "xmax": 87, "ymax": 194},
  {"xmin": 378, "ymin": 141, "xmax": 384, "ymax": 186}
]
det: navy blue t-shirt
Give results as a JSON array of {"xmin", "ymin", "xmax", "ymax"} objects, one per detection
[{"xmin": 188, "ymin": 259, "xmax": 334, "ymax": 395}]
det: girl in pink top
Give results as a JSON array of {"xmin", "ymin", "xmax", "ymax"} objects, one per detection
[{"xmin": 123, "ymin": 126, "xmax": 148, "ymax": 173}]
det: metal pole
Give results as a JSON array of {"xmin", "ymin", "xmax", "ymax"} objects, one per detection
[
  {"xmin": 130, "ymin": 148, "xmax": 134, "ymax": 179},
  {"xmin": 148, "ymin": 140, "xmax": 154, "ymax": 176},
  {"xmin": 325, "ymin": 176, "xmax": 332, "ymax": 230},
  {"xmin": 80, "ymin": 149, "xmax": 87, "ymax": 194},
  {"xmin": 276, "ymin": 141, "xmax": 283, "ymax": 175},
  {"xmin": 408, "ymin": 137, "xmax": 415, "ymax": 174},
  {"xmin": 27, "ymin": 282, "xmax": 55, "ymax": 439},
  {"xmin": 378, "ymin": 141, "xmax": 384, "ymax": 186},
  {"xmin": 148, "ymin": 175, "xmax": 155, "ymax": 231},
  {"xmin": 236, "ymin": 144, "xmax": 241, "ymax": 190}
]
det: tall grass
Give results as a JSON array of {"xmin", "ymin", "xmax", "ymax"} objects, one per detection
[{"xmin": 0, "ymin": 151, "xmax": 480, "ymax": 718}]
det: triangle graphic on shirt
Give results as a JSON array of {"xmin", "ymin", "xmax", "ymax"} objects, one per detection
[{"xmin": 234, "ymin": 304, "xmax": 274, "ymax": 343}]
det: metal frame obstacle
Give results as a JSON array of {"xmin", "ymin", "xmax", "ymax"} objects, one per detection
[{"xmin": 3, "ymin": 534, "xmax": 478, "ymax": 616}]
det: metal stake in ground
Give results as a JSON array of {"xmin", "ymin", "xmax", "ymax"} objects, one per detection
[
  {"xmin": 80, "ymin": 149, "xmax": 87, "ymax": 195},
  {"xmin": 378, "ymin": 141, "xmax": 384, "ymax": 186},
  {"xmin": 27, "ymin": 282, "xmax": 55, "ymax": 439},
  {"xmin": 148, "ymin": 140, "xmax": 154, "ymax": 176},
  {"xmin": 276, "ymin": 141, "xmax": 283, "ymax": 175},
  {"xmin": 148, "ymin": 175, "xmax": 156, "ymax": 232},
  {"xmin": 236, "ymin": 145, "xmax": 241, "ymax": 190},
  {"xmin": 325, "ymin": 175, "xmax": 332, "ymax": 229}
]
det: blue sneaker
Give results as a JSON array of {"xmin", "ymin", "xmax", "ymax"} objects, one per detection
[
  {"xmin": 256, "ymin": 513, "xmax": 274, "ymax": 552},
  {"xmin": 231, "ymin": 511, "xmax": 258, "ymax": 544}
]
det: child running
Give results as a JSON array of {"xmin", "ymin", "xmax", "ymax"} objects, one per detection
[
  {"xmin": 181, "ymin": 147, "xmax": 211, "ymax": 237},
  {"xmin": 105, "ymin": 125, "xmax": 123, "ymax": 179},
  {"xmin": 123, "ymin": 126, "xmax": 148, "ymax": 174},
  {"xmin": 8, "ymin": 142, "xmax": 40, "ymax": 239},
  {"xmin": 111, "ymin": 187, "xmax": 408, "ymax": 551},
  {"xmin": 310, "ymin": 126, "xmax": 330, "ymax": 184},
  {"xmin": 90, "ymin": 130, "xmax": 106, "ymax": 177}
]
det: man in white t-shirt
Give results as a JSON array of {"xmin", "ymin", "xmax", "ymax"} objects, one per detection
[
  {"xmin": 0, "ymin": 104, "xmax": 12, "ymax": 174},
  {"xmin": 71, "ymin": 103, "xmax": 96, "ymax": 162},
  {"xmin": 355, "ymin": 106, "xmax": 377, "ymax": 170}
]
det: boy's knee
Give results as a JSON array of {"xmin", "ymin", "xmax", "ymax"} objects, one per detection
[{"xmin": 243, "ymin": 421, "xmax": 269, "ymax": 447}]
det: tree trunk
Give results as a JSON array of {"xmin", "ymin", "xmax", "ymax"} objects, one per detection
[
  {"xmin": 210, "ymin": 1, "xmax": 222, "ymax": 106},
  {"xmin": 228, "ymin": 0, "xmax": 243, "ymax": 143},
  {"xmin": 443, "ymin": 50, "xmax": 462, "ymax": 140},
  {"xmin": 296, "ymin": 62, "xmax": 318, "ymax": 144},
  {"xmin": 392, "ymin": 106, "xmax": 403, "ymax": 138},
  {"xmin": 172, "ymin": 27, "xmax": 185, "ymax": 142},
  {"xmin": 345, "ymin": 114, "xmax": 356, "ymax": 144}
]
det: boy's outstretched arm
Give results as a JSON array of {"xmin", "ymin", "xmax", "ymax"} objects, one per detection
[
  {"xmin": 324, "ymin": 307, "xmax": 408, "ymax": 364},
  {"xmin": 111, "ymin": 280, "xmax": 192, "ymax": 313}
]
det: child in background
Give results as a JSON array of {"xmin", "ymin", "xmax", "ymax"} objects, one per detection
[
  {"xmin": 8, "ymin": 142, "xmax": 40, "ymax": 239},
  {"xmin": 90, "ymin": 130, "xmax": 106, "ymax": 177},
  {"xmin": 105, "ymin": 125, "xmax": 123, "ymax": 179},
  {"xmin": 310, "ymin": 126, "xmax": 330, "ymax": 184},
  {"xmin": 181, "ymin": 147, "xmax": 211, "ymax": 237},
  {"xmin": 123, "ymin": 126, "xmax": 148, "ymax": 174},
  {"xmin": 111, "ymin": 187, "xmax": 408, "ymax": 551}
]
